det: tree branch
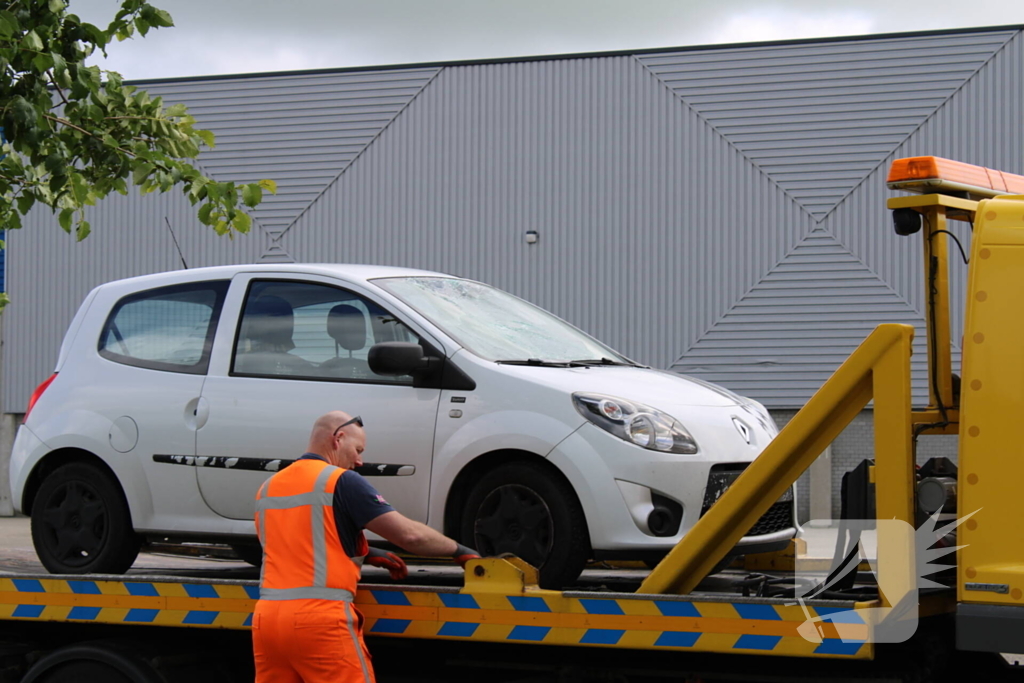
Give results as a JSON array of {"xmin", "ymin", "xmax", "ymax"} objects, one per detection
[
  {"xmin": 42, "ymin": 114, "xmax": 137, "ymax": 158},
  {"xmin": 47, "ymin": 70, "xmax": 70, "ymax": 106}
]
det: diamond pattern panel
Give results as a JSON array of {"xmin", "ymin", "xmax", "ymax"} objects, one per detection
[
  {"xmin": 149, "ymin": 68, "xmax": 440, "ymax": 243},
  {"xmin": 671, "ymin": 230, "xmax": 931, "ymax": 406},
  {"xmin": 638, "ymin": 31, "xmax": 1013, "ymax": 220}
]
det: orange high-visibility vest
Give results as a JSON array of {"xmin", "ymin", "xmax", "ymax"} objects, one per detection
[{"xmin": 255, "ymin": 459, "xmax": 366, "ymax": 601}]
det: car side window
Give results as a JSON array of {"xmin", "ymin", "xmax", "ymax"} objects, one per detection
[
  {"xmin": 98, "ymin": 281, "xmax": 229, "ymax": 374},
  {"xmin": 231, "ymin": 280, "xmax": 420, "ymax": 384}
]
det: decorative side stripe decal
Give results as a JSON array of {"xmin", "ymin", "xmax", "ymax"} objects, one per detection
[{"xmin": 153, "ymin": 455, "xmax": 413, "ymax": 476}]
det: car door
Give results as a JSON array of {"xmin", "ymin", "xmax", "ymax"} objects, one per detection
[
  {"xmin": 195, "ymin": 273, "xmax": 442, "ymax": 522},
  {"xmin": 92, "ymin": 280, "xmax": 229, "ymax": 528}
]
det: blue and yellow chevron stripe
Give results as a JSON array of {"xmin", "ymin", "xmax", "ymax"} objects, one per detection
[
  {"xmin": 0, "ymin": 574, "xmax": 871, "ymax": 660},
  {"xmin": 0, "ymin": 576, "xmax": 258, "ymax": 628},
  {"xmin": 361, "ymin": 588, "xmax": 871, "ymax": 659}
]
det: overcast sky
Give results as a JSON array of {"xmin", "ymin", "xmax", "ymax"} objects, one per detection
[{"xmin": 73, "ymin": 0, "xmax": 1024, "ymax": 81}]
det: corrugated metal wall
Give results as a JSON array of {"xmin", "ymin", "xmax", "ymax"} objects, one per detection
[{"xmin": 4, "ymin": 27, "xmax": 1021, "ymax": 413}]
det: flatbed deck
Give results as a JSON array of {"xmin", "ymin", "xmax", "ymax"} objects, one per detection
[{"xmin": 0, "ymin": 514, "xmax": 878, "ymax": 662}]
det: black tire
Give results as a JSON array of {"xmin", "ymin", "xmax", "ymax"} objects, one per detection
[
  {"xmin": 31, "ymin": 463, "xmax": 140, "ymax": 574},
  {"xmin": 230, "ymin": 543, "xmax": 263, "ymax": 567},
  {"xmin": 460, "ymin": 461, "xmax": 589, "ymax": 589}
]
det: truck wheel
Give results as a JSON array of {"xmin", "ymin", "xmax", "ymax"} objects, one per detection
[
  {"xmin": 31, "ymin": 463, "xmax": 140, "ymax": 574},
  {"xmin": 22, "ymin": 644, "xmax": 162, "ymax": 683},
  {"xmin": 460, "ymin": 461, "xmax": 589, "ymax": 589}
]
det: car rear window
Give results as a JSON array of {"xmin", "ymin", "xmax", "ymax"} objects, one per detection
[{"xmin": 98, "ymin": 281, "xmax": 229, "ymax": 374}]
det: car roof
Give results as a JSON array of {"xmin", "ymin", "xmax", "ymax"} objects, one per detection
[{"xmin": 97, "ymin": 263, "xmax": 456, "ymax": 291}]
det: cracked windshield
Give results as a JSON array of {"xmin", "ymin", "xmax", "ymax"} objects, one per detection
[{"xmin": 375, "ymin": 277, "xmax": 627, "ymax": 363}]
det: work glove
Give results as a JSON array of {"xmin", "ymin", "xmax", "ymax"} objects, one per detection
[
  {"xmin": 452, "ymin": 543, "xmax": 481, "ymax": 568},
  {"xmin": 366, "ymin": 547, "xmax": 408, "ymax": 580}
]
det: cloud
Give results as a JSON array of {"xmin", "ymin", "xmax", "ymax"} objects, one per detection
[
  {"xmin": 69, "ymin": 0, "xmax": 1024, "ymax": 81},
  {"xmin": 707, "ymin": 8, "xmax": 878, "ymax": 44}
]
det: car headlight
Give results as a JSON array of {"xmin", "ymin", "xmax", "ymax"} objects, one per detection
[{"xmin": 572, "ymin": 393, "xmax": 698, "ymax": 454}]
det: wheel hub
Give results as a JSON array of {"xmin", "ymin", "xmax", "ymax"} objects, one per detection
[
  {"xmin": 473, "ymin": 483, "xmax": 554, "ymax": 567},
  {"xmin": 39, "ymin": 480, "xmax": 108, "ymax": 568}
]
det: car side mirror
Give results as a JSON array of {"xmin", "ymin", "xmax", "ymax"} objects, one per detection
[{"xmin": 368, "ymin": 342, "xmax": 437, "ymax": 376}]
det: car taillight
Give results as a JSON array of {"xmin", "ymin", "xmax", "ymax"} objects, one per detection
[{"xmin": 24, "ymin": 373, "xmax": 57, "ymax": 423}]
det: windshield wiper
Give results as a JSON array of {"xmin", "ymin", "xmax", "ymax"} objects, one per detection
[
  {"xmin": 495, "ymin": 358, "xmax": 588, "ymax": 367},
  {"xmin": 569, "ymin": 357, "xmax": 639, "ymax": 367}
]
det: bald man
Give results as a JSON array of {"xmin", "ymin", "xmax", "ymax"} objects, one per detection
[{"xmin": 252, "ymin": 411, "xmax": 479, "ymax": 683}]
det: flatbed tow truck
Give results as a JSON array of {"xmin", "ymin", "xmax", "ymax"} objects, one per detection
[{"xmin": 3, "ymin": 156, "xmax": 1024, "ymax": 682}]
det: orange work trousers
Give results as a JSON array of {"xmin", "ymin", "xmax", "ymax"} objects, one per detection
[{"xmin": 253, "ymin": 599, "xmax": 376, "ymax": 683}]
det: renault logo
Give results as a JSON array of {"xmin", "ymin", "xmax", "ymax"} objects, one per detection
[{"xmin": 732, "ymin": 417, "xmax": 752, "ymax": 444}]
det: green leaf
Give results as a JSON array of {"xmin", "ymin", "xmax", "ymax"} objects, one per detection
[
  {"xmin": 197, "ymin": 203, "xmax": 213, "ymax": 225},
  {"xmin": 242, "ymin": 183, "xmax": 261, "ymax": 208},
  {"xmin": 58, "ymin": 208, "xmax": 73, "ymax": 233},
  {"xmin": 16, "ymin": 193, "xmax": 35, "ymax": 215},
  {"xmin": 33, "ymin": 53, "xmax": 54, "ymax": 73},
  {"xmin": 204, "ymin": 182, "xmax": 222, "ymax": 202},
  {"xmin": 11, "ymin": 97, "xmax": 38, "ymax": 136},
  {"xmin": 151, "ymin": 8, "xmax": 174, "ymax": 27},
  {"xmin": 82, "ymin": 22, "xmax": 106, "ymax": 48},
  {"xmin": 135, "ymin": 17, "xmax": 149, "ymax": 36},
  {"xmin": 188, "ymin": 176, "xmax": 209, "ymax": 199},
  {"xmin": 44, "ymin": 155, "xmax": 64, "ymax": 174},
  {"xmin": 258, "ymin": 179, "xmax": 277, "ymax": 195},
  {"xmin": 0, "ymin": 13, "xmax": 14, "ymax": 39},
  {"xmin": 49, "ymin": 0, "xmax": 66, "ymax": 13},
  {"xmin": 76, "ymin": 220, "xmax": 91, "ymax": 241},
  {"xmin": 232, "ymin": 211, "xmax": 252, "ymax": 234},
  {"xmin": 196, "ymin": 129, "xmax": 215, "ymax": 149},
  {"xmin": 52, "ymin": 53, "xmax": 72, "ymax": 88},
  {"xmin": 0, "ymin": 11, "xmax": 20, "ymax": 36},
  {"xmin": 165, "ymin": 103, "xmax": 187, "ymax": 117},
  {"xmin": 5, "ymin": 213, "xmax": 21, "ymax": 231},
  {"xmin": 132, "ymin": 163, "xmax": 153, "ymax": 185},
  {"xmin": 23, "ymin": 30, "xmax": 44, "ymax": 52}
]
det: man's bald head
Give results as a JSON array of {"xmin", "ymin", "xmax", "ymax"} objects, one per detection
[{"xmin": 308, "ymin": 410, "xmax": 366, "ymax": 468}]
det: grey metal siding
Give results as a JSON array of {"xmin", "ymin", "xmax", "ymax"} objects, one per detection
[
  {"xmin": 151, "ymin": 68, "xmax": 441, "ymax": 245},
  {"xmin": 3, "ymin": 28, "xmax": 1021, "ymax": 413},
  {"xmin": 281, "ymin": 56, "xmax": 809, "ymax": 374}
]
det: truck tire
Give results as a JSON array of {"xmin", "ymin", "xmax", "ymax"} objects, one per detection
[
  {"xmin": 460, "ymin": 461, "xmax": 589, "ymax": 589},
  {"xmin": 22, "ymin": 644, "xmax": 162, "ymax": 683},
  {"xmin": 30, "ymin": 463, "xmax": 140, "ymax": 574},
  {"xmin": 21, "ymin": 639, "xmax": 249, "ymax": 683}
]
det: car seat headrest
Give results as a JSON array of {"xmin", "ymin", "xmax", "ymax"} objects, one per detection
[
  {"xmin": 245, "ymin": 295, "xmax": 295, "ymax": 351},
  {"xmin": 327, "ymin": 304, "xmax": 367, "ymax": 352}
]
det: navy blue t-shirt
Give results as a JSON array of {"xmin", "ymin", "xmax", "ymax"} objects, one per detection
[{"xmin": 297, "ymin": 453, "xmax": 395, "ymax": 557}]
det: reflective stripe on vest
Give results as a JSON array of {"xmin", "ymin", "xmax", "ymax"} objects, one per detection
[{"xmin": 255, "ymin": 461, "xmax": 364, "ymax": 602}]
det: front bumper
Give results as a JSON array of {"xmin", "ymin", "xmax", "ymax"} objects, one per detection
[{"xmin": 547, "ymin": 419, "xmax": 796, "ymax": 553}]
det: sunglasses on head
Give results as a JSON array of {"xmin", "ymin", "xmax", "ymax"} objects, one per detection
[{"xmin": 333, "ymin": 415, "xmax": 363, "ymax": 438}]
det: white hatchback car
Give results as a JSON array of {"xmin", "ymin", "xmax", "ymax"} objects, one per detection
[{"xmin": 11, "ymin": 264, "xmax": 795, "ymax": 586}]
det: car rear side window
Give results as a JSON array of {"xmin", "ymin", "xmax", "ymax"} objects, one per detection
[{"xmin": 98, "ymin": 281, "xmax": 229, "ymax": 374}]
